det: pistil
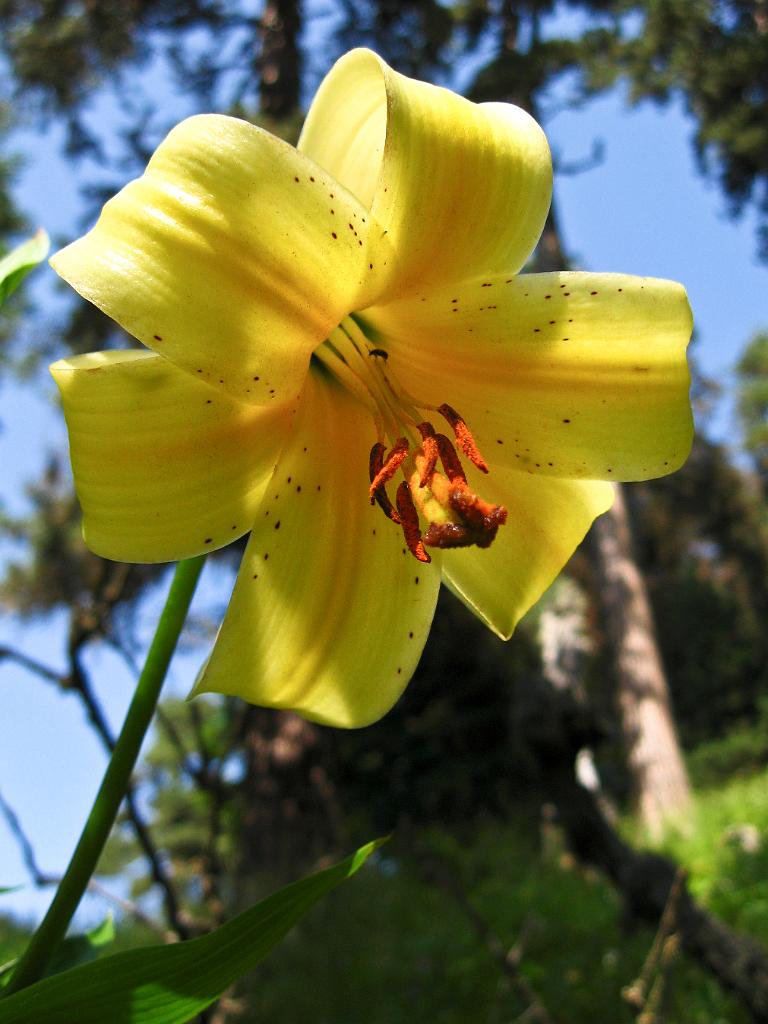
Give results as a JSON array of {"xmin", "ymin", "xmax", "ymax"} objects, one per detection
[{"xmin": 315, "ymin": 316, "xmax": 507, "ymax": 562}]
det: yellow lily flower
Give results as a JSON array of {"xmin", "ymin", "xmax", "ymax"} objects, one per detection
[{"xmin": 49, "ymin": 49, "xmax": 692, "ymax": 728}]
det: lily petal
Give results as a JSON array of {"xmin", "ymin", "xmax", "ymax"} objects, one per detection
[
  {"xmin": 365, "ymin": 272, "xmax": 693, "ymax": 481},
  {"xmin": 194, "ymin": 366, "xmax": 442, "ymax": 728},
  {"xmin": 51, "ymin": 114, "xmax": 389, "ymax": 408},
  {"xmin": 443, "ymin": 466, "xmax": 614, "ymax": 639},
  {"xmin": 51, "ymin": 350, "xmax": 293, "ymax": 562},
  {"xmin": 299, "ymin": 49, "xmax": 551, "ymax": 302}
]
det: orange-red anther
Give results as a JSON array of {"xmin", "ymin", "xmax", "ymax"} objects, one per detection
[
  {"xmin": 368, "ymin": 437, "xmax": 409, "ymax": 499},
  {"xmin": 435, "ymin": 433, "xmax": 467, "ymax": 484},
  {"xmin": 416, "ymin": 422, "xmax": 439, "ymax": 486},
  {"xmin": 396, "ymin": 482, "xmax": 431, "ymax": 563},
  {"xmin": 438, "ymin": 403, "xmax": 489, "ymax": 473},
  {"xmin": 368, "ymin": 442, "xmax": 401, "ymax": 523}
]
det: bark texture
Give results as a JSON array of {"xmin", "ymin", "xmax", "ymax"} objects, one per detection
[{"xmin": 591, "ymin": 485, "xmax": 691, "ymax": 835}]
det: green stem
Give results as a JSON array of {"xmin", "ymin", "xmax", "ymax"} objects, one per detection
[{"xmin": 4, "ymin": 556, "xmax": 206, "ymax": 996}]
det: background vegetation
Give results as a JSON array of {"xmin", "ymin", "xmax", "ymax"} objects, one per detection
[{"xmin": 1, "ymin": 1, "xmax": 768, "ymax": 1021}]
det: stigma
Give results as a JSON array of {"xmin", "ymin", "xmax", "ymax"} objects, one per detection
[{"xmin": 315, "ymin": 317, "xmax": 507, "ymax": 563}]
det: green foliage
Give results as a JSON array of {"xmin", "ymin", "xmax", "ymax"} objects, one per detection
[
  {"xmin": 0, "ymin": 916, "xmax": 114, "ymax": 991},
  {"xmin": 0, "ymin": 228, "xmax": 48, "ymax": 306},
  {"xmin": 736, "ymin": 331, "xmax": 768, "ymax": 486},
  {"xmin": 660, "ymin": 770, "xmax": 768, "ymax": 945},
  {"xmin": 234, "ymin": 812, "xmax": 753, "ymax": 1023},
  {"xmin": 0, "ymin": 840, "xmax": 383, "ymax": 1023},
  {"xmin": 687, "ymin": 706, "xmax": 768, "ymax": 788}
]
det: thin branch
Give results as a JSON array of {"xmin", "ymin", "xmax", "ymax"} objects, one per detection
[
  {"xmin": 1, "ymin": 622, "xmax": 190, "ymax": 940},
  {"xmin": 0, "ymin": 646, "xmax": 67, "ymax": 686},
  {"xmin": 66, "ymin": 620, "xmax": 191, "ymax": 940},
  {"xmin": 0, "ymin": 786, "xmax": 170, "ymax": 940}
]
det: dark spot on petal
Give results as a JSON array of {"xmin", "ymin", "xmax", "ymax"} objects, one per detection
[
  {"xmin": 274, "ymin": 521, "xmax": 280, "ymax": 530},
  {"xmin": 294, "ymin": 176, "xmax": 299, "ymax": 183},
  {"xmin": 206, "ymin": 399, "xmax": 212, "ymax": 404},
  {"xmin": 296, "ymin": 485, "xmax": 302, "ymax": 492},
  {"xmin": 153, "ymin": 334, "xmax": 162, "ymax": 341},
  {"xmin": 397, "ymin": 667, "xmax": 402, "ymax": 674},
  {"xmin": 496, "ymin": 439, "xmax": 504, "ymax": 445},
  {"xmin": 414, "ymin": 576, "xmax": 420, "ymax": 584},
  {"xmin": 409, "ymin": 631, "xmax": 414, "ymax": 639},
  {"xmin": 331, "ymin": 232, "xmax": 337, "ymax": 239},
  {"xmin": 204, "ymin": 538, "xmax": 213, "ymax": 544},
  {"xmin": 590, "ymin": 291, "xmax": 598, "ymax": 295},
  {"xmin": 309, "ymin": 175, "xmax": 315, "ymax": 182},
  {"xmin": 287, "ymin": 476, "xmax": 292, "ymax": 483},
  {"xmin": 252, "ymin": 573, "xmax": 258, "ymax": 579},
  {"xmin": 533, "ymin": 328, "xmax": 540, "ymax": 333},
  {"xmin": 231, "ymin": 524, "xmax": 237, "ymax": 530},
  {"xmin": 563, "ymin": 418, "xmax": 571, "ymax": 424},
  {"xmin": 264, "ymin": 553, "xmax": 269, "ymax": 560},
  {"xmin": 253, "ymin": 375, "xmax": 260, "ymax": 381}
]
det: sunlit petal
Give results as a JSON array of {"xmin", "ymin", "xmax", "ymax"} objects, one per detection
[
  {"xmin": 365, "ymin": 272, "xmax": 693, "ymax": 481},
  {"xmin": 51, "ymin": 350, "xmax": 293, "ymax": 562},
  {"xmin": 443, "ymin": 465, "xmax": 614, "ymax": 639},
  {"xmin": 193, "ymin": 367, "xmax": 441, "ymax": 727},
  {"xmin": 51, "ymin": 114, "xmax": 391, "ymax": 408},
  {"xmin": 299, "ymin": 49, "xmax": 552, "ymax": 302}
]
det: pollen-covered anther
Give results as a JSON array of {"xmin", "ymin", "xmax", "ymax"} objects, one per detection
[
  {"xmin": 438, "ymin": 403, "xmax": 489, "ymax": 473},
  {"xmin": 416, "ymin": 422, "xmax": 439, "ymax": 486},
  {"xmin": 395, "ymin": 482, "xmax": 431, "ymax": 563},
  {"xmin": 368, "ymin": 441, "xmax": 402, "ymax": 524},
  {"xmin": 368, "ymin": 437, "xmax": 409, "ymax": 499}
]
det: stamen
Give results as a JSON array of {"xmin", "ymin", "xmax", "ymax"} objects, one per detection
[
  {"xmin": 368, "ymin": 437, "xmax": 409, "ymax": 499},
  {"xmin": 416, "ymin": 422, "xmax": 439, "ymax": 487},
  {"xmin": 438, "ymin": 403, "xmax": 489, "ymax": 473},
  {"xmin": 435, "ymin": 433, "xmax": 467, "ymax": 484},
  {"xmin": 396, "ymin": 482, "xmax": 431, "ymax": 563},
  {"xmin": 369, "ymin": 443, "xmax": 401, "ymax": 523}
]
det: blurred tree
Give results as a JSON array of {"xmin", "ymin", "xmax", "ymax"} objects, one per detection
[
  {"xmin": 578, "ymin": 0, "xmax": 768, "ymax": 260},
  {"xmin": 736, "ymin": 330, "xmax": 768, "ymax": 493}
]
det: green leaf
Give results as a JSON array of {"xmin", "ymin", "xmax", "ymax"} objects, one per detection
[
  {"xmin": 0, "ymin": 888, "xmax": 22, "ymax": 896},
  {"xmin": 0, "ymin": 916, "xmax": 115, "ymax": 991},
  {"xmin": 0, "ymin": 229, "xmax": 50, "ymax": 306},
  {"xmin": 0, "ymin": 839, "xmax": 385, "ymax": 1023}
]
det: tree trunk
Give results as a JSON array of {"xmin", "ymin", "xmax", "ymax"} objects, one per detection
[
  {"xmin": 258, "ymin": 0, "xmax": 301, "ymax": 121},
  {"xmin": 535, "ymin": 193, "xmax": 691, "ymax": 835},
  {"xmin": 590, "ymin": 485, "xmax": 691, "ymax": 834}
]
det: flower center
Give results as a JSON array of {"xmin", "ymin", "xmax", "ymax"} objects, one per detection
[{"xmin": 315, "ymin": 318, "xmax": 507, "ymax": 563}]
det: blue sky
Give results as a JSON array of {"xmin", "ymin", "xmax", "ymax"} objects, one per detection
[{"xmin": 0, "ymin": 56, "xmax": 766, "ymax": 930}]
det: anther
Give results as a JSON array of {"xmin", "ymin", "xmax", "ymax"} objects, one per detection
[
  {"xmin": 435, "ymin": 433, "xmax": 467, "ymax": 484},
  {"xmin": 438, "ymin": 403, "xmax": 489, "ymax": 473},
  {"xmin": 416, "ymin": 422, "xmax": 439, "ymax": 487},
  {"xmin": 368, "ymin": 442, "xmax": 401, "ymax": 523},
  {"xmin": 395, "ymin": 482, "xmax": 431, "ymax": 563},
  {"xmin": 368, "ymin": 437, "xmax": 409, "ymax": 499}
]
